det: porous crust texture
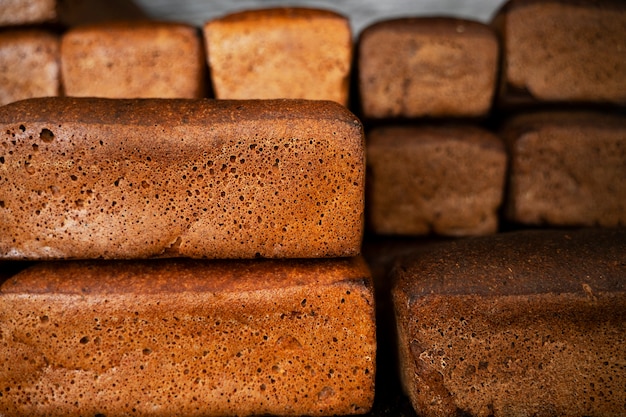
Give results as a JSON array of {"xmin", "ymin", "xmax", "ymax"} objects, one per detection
[
  {"xmin": 204, "ymin": 7, "xmax": 352, "ymax": 106},
  {"xmin": 0, "ymin": 0, "xmax": 57, "ymax": 26},
  {"xmin": 0, "ymin": 97, "xmax": 365, "ymax": 260},
  {"xmin": 494, "ymin": 0, "xmax": 626, "ymax": 104},
  {"xmin": 366, "ymin": 125, "xmax": 506, "ymax": 236},
  {"xmin": 502, "ymin": 111, "xmax": 626, "ymax": 227},
  {"xmin": 61, "ymin": 21, "xmax": 205, "ymax": 99},
  {"xmin": 358, "ymin": 17, "xmax": 498, "ymax": 119},
  {"xmin": 0, "ymin": 256, "xmax": 376, "ymax": 416},
  {"xmin": 392, "ymin": 228, "xmax": 626, "ymax": 417},
  {"xmin": 0, "ymin": 30, "xmax": 60, "ymax": 106}
]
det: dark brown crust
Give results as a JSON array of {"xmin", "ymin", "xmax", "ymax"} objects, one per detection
[
  {"xmin": 393, "ymin": 228, "xmax": 626, "ymax": 299},
  {"xmin": 0, "ymin": 97, "xmax": 358, "ymax": 127},
  {"xmin": 360, "ymin": 17, "xmax": 495, "ymax": 42}
]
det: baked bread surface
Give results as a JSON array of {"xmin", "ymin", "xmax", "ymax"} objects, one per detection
[
  {"xmin": 0, "ymin": 256, "xmax": 376, "ymax": 416},
  {"xmin": 392, "ymin": 228, "xmax": 626, "ymax": 416},
  {"xmin": 0, "ymin": 97, "xmax": 365, "ymax": 259}
]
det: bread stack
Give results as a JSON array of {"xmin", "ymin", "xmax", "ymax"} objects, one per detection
[
  {"xmin": 1, "ymin": 1, "xmax": 625, "ymax": 416},
  {"xmin": 0, "ymin": 5, "xmax": 376, "ymax": 417}
]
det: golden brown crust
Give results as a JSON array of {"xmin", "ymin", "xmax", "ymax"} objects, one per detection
[
  {"xmin": 0, "ymin": 257, "xmax": 376, "ymax": 416},
  {"xmin": 61, "ymin": 21, "xmax": 204, "ymax": 99},
  {"xmin": 0, "ymin": 97, "xmax": 365, "ymax": 260},
  {"xmin": 392, "ymin": 228, "xmax": 626, "ymax": 417},
  {"xmin": 204, "ymin": 7, "xmax": 352, "ymax": 105},
  {"xmin": 0, "ymin": 30, "xmax": 60, "ymax": 106},
  {"xmin": 0, "ymin": 0, "xmax": 57, "ymax": 26}
]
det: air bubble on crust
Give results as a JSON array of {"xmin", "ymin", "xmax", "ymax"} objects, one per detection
[{"xmin": 39, "ymin": 128, "xmax": 54, "ymax": 142}]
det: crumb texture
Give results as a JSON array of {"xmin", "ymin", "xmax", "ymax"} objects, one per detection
[
  {"xmin": 0, "ymin": 257, "xmax": 376, "ymax": 416},
  {"xmin": 0, "ymin": 98, "xmax": 365, "ymax": 260}
]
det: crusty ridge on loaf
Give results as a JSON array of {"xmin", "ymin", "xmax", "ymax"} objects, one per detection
[
  {"xmin": 0, "ymin": 97, "xmax": 365, "ymax": 260},
  {"xmin": 0, "ymin": 256, "xmax": 376, "ymax": 416}
]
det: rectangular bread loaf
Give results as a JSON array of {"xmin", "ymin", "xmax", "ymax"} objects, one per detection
[
  {"xmin": 0, "ymin": 256, "xmax": 376, "ymax": 416},
  {"xmin": 366, "ymin": 125, "xmax": 506, "ymax": 236},
  {"xmin": 358, "ymin": 17, "xmax": 498, "ymax": 119},
  {"xmin": 502, "ymin": 111, "xmax": 626, "ymax": 227},
  {"xmin": 0, "ymin": 97, "xmax": 365, "ymax": 259},
  {"xmin": 61, "ymin": 22, "xmax": 205, "ymax": 99},
  {"xmin": 204, "ymin": 8, "xmax": 352, "ymax": 106},
  {"xmin": 392, "ymin": 228, "xmax": 626, "ymax": 417},
  {"xmin": 0, "ymin": 30, "xmax": 60, "ymax": 106},
  {"xmin": 493, "ymin": 0, "xmax": 626, "ymax": 106}
]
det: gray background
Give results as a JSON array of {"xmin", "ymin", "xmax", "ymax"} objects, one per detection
[{"xmin": 134, "ymin": 0, "xmax": 508, "ymax": 36}]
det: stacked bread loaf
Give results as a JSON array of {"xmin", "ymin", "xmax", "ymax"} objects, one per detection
[
  {"xmin": 1, "ymin": 0, "xmax": 625, "ymax": 416},
  {"xmin": 0, "ymin": 4, "xmax": 376, "ymax": 417}
]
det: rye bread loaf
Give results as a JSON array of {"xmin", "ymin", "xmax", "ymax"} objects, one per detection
[
  {"xmin": 0, "ymin": 30, "xmax": 60, "ymax": 106},
  {"xmin": 493, "ymin": 0, "xmax": 626, "ymax": 106},
  {"xmin": 0, "ymin": 256, "xmax": 376, "ymax": 416},
  {"xmin": 502, "ymin": 111, "xmax": 626, "ymax": 227},
  {"xmin": 358, "ymin": 17, "xmax": 498, "ymax": 119},
  {"xmin": 61, "ymin": 21, "xmax": 205, "ymax": 99},
  {"xmin": 0, "ymin": 0, "xmax": 144, "ymax": 27},
  {"xmin": 366, "ymin": 125, "xmax": 506, "ymax": 236},
  {"xmin": 392, "ymin": 228, "xmax": 626, "ymax": 417},
  {"xmin": 204, "ymin": 8, "xmax": 352, "ymax": 105},
  {"xmin": 0, "ymin": 97, "xmax": 365, "ymax": 260}
]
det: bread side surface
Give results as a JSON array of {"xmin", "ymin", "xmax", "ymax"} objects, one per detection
[
  {"xmin": 61, "ymin": 22, "xmax": 205, "ymax": 99},
  {"xmin": 0, "ymin": 257, "xmax": 376, "ymax": 416},
  {"xmin": 392, "ymin": 228, "xmax": 626, "ymax": 417},
  {"xmin": 204, "ymin": 7, "xmax": 352, "ymax": 105},
  {"xmin": 358, "ymin": 17, "xmax": 498, "ymax": 118},
  {"xmin": 0, "ymin": 30, "xmax": 60, "ymax": 106},
  {"xmin": 366, "ymin": 125, "xmax": 506, "ymax": 236},
  {"xmin": 0, "ymin": 97, "xmax": 365, "ymax": 259},
  {"xmin": 502, "ymin": 111, "xmax": 626, "ymax": 227},
  {"xmin": 495, "ymin": 0, "xmax": 626, "ymax": 105},
  {"xmin": 0, "ymin": 0, "xmax": 57, "ymax": 26}
]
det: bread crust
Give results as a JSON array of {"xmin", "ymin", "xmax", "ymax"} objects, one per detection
[{"xmin": 0, "ymin": 97, "xmax": 365, "ymax": 259}]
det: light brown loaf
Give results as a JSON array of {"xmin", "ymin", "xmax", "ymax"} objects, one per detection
[
  {"xmin": 366, "ymin": 125, "xmax": 506, "ymax": 236},
  {"xmin": 0, "ymin": 0, "xmax": 56, "ymax": 26},
  {"xmin": 358, "ymin": 17, "xmax": 498, "ymax": 119},
  {"xmin": 61, "ymin": 21, "xmax": 205, "ymax": 99},
  {"xmin": 0, "ymin": 30, "xmax": 60, "ymax": 106},
  {"xmin": 0, "ymin": 256, "xmax": 376, "ymax": 416},
  {"xmin": 0, "ymin": 97, "xmax": 365, "ymax": 260},
  {"xmin": 204, "ymin": 8, "xmax": 352, "ymax": 105},
  {"xmin": 392, "ymin": 228, "xmax": 626, "ymax": 417},
  {"xmin": 493, "ymin": 0, "xmax": 626, "ymax": 106},
  {"xmin": 502, "ymin": 111, "xmax": 626, "ymax": 227}
]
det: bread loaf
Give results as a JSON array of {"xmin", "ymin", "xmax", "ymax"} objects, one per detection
[
  {"xmin": 366, "ymin": 125, "xmax": 506, "ymax": 236},
  {"xmin": 493, "ymin": 0, "xmax": 626, "ymax": 106},
  {"xmin": 0, "ymin": 0, "xmax": 56, "ymax": 26},
  {"xmin": 502, "ymin": 111, "xmax": 626, "ymax": 227},
  {"xmin": 0, "ymin": 30, "xmax": 60, "ymax": 106},
  {"xmin": 204, "ymin": 8, "xmax": 352, "ymax": 105},
  {"xmin": 0, "ymin": 97, "xmax": 365, "ymax": 259},
  {"xmin": 0, "ymin": 256, "xmax": 376, "ymax": 416},
  {"xmin": 61, "ymin": 21, "xmax": 205, "ymax": 99},
  {"xmin": 392, "ymin": 228, "xmax": 626, "ymax": 417},
  {"xmin": 358, "ymin": 17, "xmax": 498, "ymax": 119}
]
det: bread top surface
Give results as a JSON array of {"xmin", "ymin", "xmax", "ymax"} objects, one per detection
[
  {"xmin": 1, "ymin": 256, "xmax": 371, "ymax": 295},
  {"xmin": 393, "ymin": 228, "xmax": 626, "ymax": 299},
  {"xmin": 360, "ymin": 16, "xmax": 496, "ymax": 41},
  {"xmin": 368, "ymin": 125, "xmax": 504, "ymax": 151},
  {"xmin": 0, "ymin": 97, "xmax": 359, "ymax": 127},
  {"xmin": 207, "ymin": 7, "xmax": 348, "ymax": 25}
]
